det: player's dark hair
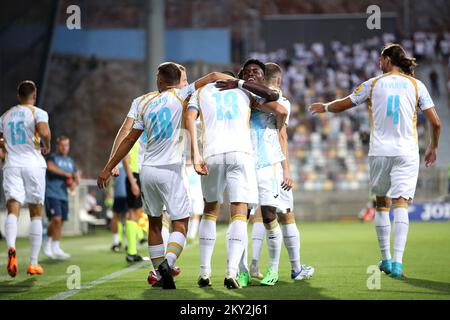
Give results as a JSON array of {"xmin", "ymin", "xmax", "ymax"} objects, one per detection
[
  {"xmin": 237, "ymin": 68, "xmax": 244, "ymax": 79},
  {"xmin": 265, "ymin": 62, "xmax": 282, "ymax": 82},
  {"xmin": 242, "ymin": 59, "xmax": 266, "ymax": 75},
  {"xmin": 158, "ymin": 62, "xmax": 181, "ymax": 85},
  {"xmin": 221, "ymin": 70, "xmax": 236, "ymax": 77},
  {"xmin": 381, "ymin": 43, "xmax": 417, "ymax": 76},
  {"xmin": 17, "ymin": 80, "xmax": 37, "ymax": 99}
]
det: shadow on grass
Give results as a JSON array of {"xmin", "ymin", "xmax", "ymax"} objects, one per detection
[
  {"xmin": 404, "ymin": 278, "xmax": 450, "ymax": 295},
  {"xmin": 139, "ymin": 278, "xmax": 333, "ymax": 300},
  {"xmin": 0, "ymin": 278, "xmax": 37, "ymax": 296}
]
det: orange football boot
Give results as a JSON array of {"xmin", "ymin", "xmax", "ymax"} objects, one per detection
[
  {"xmin": 7, "ymin": 247, "xmax": 18, "ymax": 277},
  {"xmin": 27, "ymin": 264, "xmax": 44, "ymax": 275}
]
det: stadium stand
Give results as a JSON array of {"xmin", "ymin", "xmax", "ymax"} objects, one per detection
[{"xmin": 249, "ymin": 32, "xmax": 450, "ymax": 191}]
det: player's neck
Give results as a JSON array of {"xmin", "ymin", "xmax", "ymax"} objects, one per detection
[
  {"xmin": 18, "ymin": 100, "xmax": 34, "ymax": 106},
  {"xmin": 386, "ymin": 66, "xmax": 402, "ymax": 74}
]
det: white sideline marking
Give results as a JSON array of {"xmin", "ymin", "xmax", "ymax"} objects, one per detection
[
  {"xmin": 46, "ymin": 229, "xmax": 226, "ymax": 300},
  {"xmin": 46, "ymin": 262, "xmax": 147, "ymax": 300}
]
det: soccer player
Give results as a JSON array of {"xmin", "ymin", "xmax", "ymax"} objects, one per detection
[
  {"xmin": 43, "ymin": 135, "xmax": 79, "ymax": 259},
  {"xmin": 111, "ymin": 162, "xmax": 128, "ymax": 252},
  {"xmin": 186, "ymin": 63, "xmax": 285, "ymax": 289},
  {"xmin": 98, "ymin": 62, "xmax": 235, "ymax": 289},
  {"xmin": 249, "ymin": 62, "xmax": 315, "ymax": 282},
  {"xmin": 309, "ymin": 43, "xmax": 441, "ymax": 278},
  {"xmin": 0, "ymin": 80, "xmax": 51, "ymax": 277}
]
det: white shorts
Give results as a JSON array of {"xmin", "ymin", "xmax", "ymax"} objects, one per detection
[
  {"xmin": 202, "ymin": 152, "xmax": 258, "ymax": 205},
  {"xmin": 369, "ymin": 155, "xmax": 420, "ymax": 200},
  {"xmin": 140, "ymin": 164, "xmax": 191, "ymax": 221},
  {"xmin": 278, "ymin": 188, "xmax": 294, "ymax": 214},
  {"xmin": 255, "ymin": 163, "xmax": 294, "ymax": 213},
  {"xmin": 256, "ymin": 163, "xmax": 282, "ymax": 208},
  {"xmin": 184, "ymin": 165, "xmax": 204, "ymax": 215},
  {"xmin": 3, "ymin": 167, "xmax": 46, "ymax": 205}
]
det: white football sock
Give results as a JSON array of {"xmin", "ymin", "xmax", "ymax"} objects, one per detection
[
  {"xmin": 239, "ymin": 229, "xmax": 249, "ymax": 273},
  {"xmin": 265, "ymin": 220, "xmax": 282, "ymax": 272},
  {"xmin": 251, "ymin": 220, "xmax": 265, "ymax": 268},
  {"xmin": 52, "ymin": 240, "xmax": 61, "ymax": 253},
  {"xmin": 393, "ymin": 205, "xmax": 409, "ymax": 264},
  {"xmin": 29, "ymin": 218, "xmax": 43, "ymax": 265},
  {"xmin": 5, "ymin": 214, "xmax": 18, "ymax": 248},
  {"xmin": 148, "ymin": 243, "xmax": 165, "ymax": 270},
  {"xmin": 112, "ymin": 233, "xmax": 119, "ymax": 245},
  {"xmin": 162, "ymin": 225, "xmax": 170, "ymax": 251},
  {"xmin": 281, "ymin": 222, "xmax": 301, "ymax": 272},
  {"xmin": 227, "ymin": 214, "xmax": 247, "ymax": 278},
  {"xmin": 199, "ymin": 214, "xmax": 217, "ymax": 275},
  {"xmin": 375, "ymin": 209, "xmax": 391, "ymax": 261},
  {"xmin": 187, "ymin": 217, "xmax": 200, "ymax": 240},
  {"xmin": 165, "ymin": 231, "xmax": 186, "ymax": 267}
]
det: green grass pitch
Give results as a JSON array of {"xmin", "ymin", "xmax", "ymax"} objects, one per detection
[{"xmin": 0, "ymin": 221, "xmax": 449, "ymax": 300}]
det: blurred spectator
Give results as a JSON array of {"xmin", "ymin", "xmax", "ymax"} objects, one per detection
[
  {"xmin": 429, "ymin": 69, "xmax": 440, "ymax": 97},
  {"xmin": 86, "ymin": 189, "xmax": 102, "ymax": 214},
  {"xmin": 43, "ymin": 135, "xmax": 80, "ymax": 260}
]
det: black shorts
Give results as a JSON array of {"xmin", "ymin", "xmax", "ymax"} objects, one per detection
[
  {"xmin": 113, "ymin": 197, "xmax": 128, "ymax": 214},
  {"xmin": 125, "ymin": 172, "xmax": 143, "ymax": 209},
  {"xmin": 45, "ymin": 197, "xmax": 69, "ymax": 221}
]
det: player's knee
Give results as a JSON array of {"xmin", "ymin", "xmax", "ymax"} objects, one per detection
[
  {"xmin": 261, "ymin": 206, "xmax": 277, "ymax": 224},
  {"xmin": 375, "ymin": 196, "xmax": 390, "ymax": 209}
]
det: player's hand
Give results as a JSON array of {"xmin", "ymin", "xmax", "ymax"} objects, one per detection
[
  {"xmin": 215, "ymin": 79, "xmax": 238, "ymax": 91},
  {"xmin": 111, "ymin": 166, "xmax": 120, "ymax": 177},
  {"xmin": 281, "ymin": 171, "xmax": 293, "ymax": 191},
  {"xmin": 308, "ymin": 103, "xmax": 326, "ymax": 115},
  {"xmin": 97, "ymin": 169, "xmax": 111, "ymax": 189},
  {"xmin": 41, "ymin": 145, "xmax": 50, "ymax": 156},
  {"xmin": 424, "ymin": 146, "xmax": 437, "ymax": 167},
  {"xmin": 131, "ymin": 180, "xmax": 140, "ymax": 197},
  {"xmin": 193, "ymin": 155, "xmax": 208, "ymax": 175}
]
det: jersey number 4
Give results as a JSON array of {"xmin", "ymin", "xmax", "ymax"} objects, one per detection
[
  {"xmin": 386, "ymin": 95, "xmax": 400, "ymax": 125},
  {"xmin": 212, "ymin": 92, "xmax": 238, "ymax": 120},
  {"xmin": 148, "ymin": 108, "xmax": 173, "ymax": 140},
  {"xmin": 8, "ymin": 121, "xmax": 26, "ymax": 145}
]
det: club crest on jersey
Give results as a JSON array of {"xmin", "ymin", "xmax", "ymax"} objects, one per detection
[{"xmin": 353, "ymin": 84, "xmax": 363, "ymax": 95}]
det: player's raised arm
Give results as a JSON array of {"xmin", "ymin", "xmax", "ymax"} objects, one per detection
[
  {"xmin": 309, "ymin": 79, "xmax": 371, "ymax": 115},
  {"xmin": 215, "ymin": 79, "xmax": 279, "ymax": 102},
  {"xmin": 308, "ymin": 96, "xmax": 355, "ymax": 115},
  {"xmin": 98, "ymin": 128, "xmax": 143, "ymax": 189},
  {"xmin": 193, "ymin": 72, "xmax": 236, "ymax": 91},
  {"xmin": 422, "ymin": 107, "xmax": 441, "ymax": 167}
]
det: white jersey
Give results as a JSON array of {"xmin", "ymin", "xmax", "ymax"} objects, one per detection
[
  {"xmin": 249, "ymin": 91, "xmax": 290, "ymax": 169},
  {"xmin": 133, "ymin": 83, "xmax": 196, "ymax": 166},
  {"xmin": 187, "ymin": 83, "xmax": 254, "ymax": 159},
  {"xmin": 349, "ymin": 71, "xmax": 434, "ymax": 157},
  {"xmin": 128, "ymin": 92, "xmax": 159, "ymax": 168},
  {"xmin": 0, "ymin": 105, "xmax": 48, "ymax": 168}
]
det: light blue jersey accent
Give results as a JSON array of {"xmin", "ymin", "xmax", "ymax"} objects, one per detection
[
  {"xmin": 386, "ymin": 95, "xmax": 400, "ymax": 125},
  {"xmin": 212, "ymin": 91, "xmax": 239, "ymax": 121},
  {"xmin": 250, "ymin": 108, "xmax": 285, "ymax": 169}
]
